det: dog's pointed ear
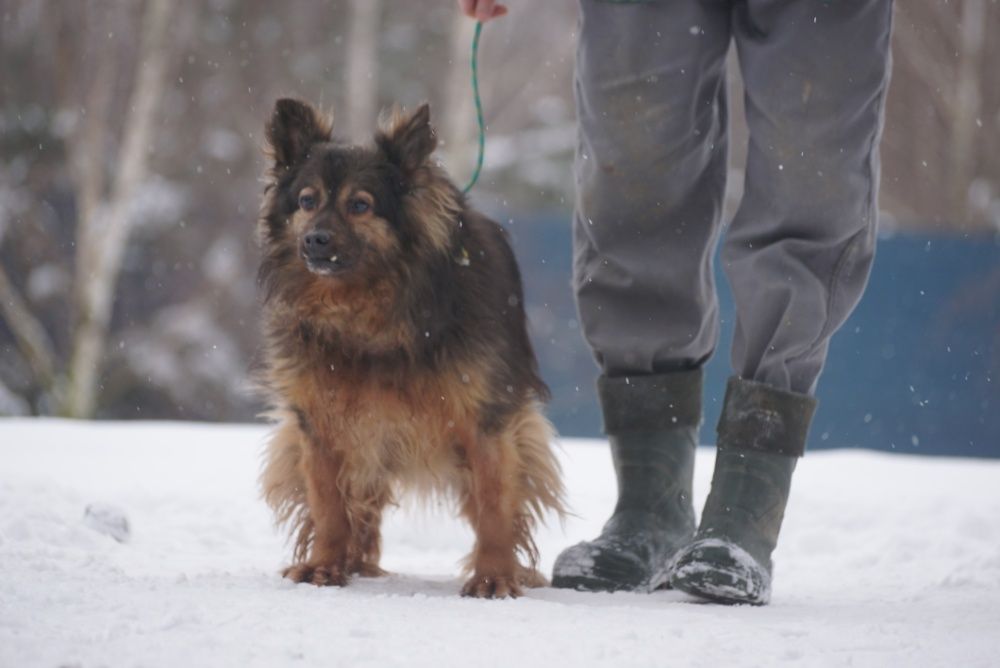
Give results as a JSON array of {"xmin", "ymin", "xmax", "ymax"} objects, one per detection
[
  {"xmin": 265, "ymin": 98, "xmax": 333, "ymax": 169},
  {"xmin": 376, "ymin": 103, "xmax": 436, "ymax": 174}
]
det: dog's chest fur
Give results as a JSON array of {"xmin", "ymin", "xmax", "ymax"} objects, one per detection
[{"xmin": 281, "ymin": 342, "xmax": 486, "ymax": 484}]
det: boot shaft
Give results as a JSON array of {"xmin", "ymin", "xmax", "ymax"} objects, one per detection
[
  {"xmin": 700, "ymin": 447, "xmax": 797, "ymax": 569},
  {"xmin": 716, "ymin": 376, "xmax": 817, "ymax": 458},
  {"xmin": 597, "ymin": 369, "xmax": 703, "ymax": 514},
  {"xmin": 670, "ymin": 376, "xmax": 816, "ymax": 604},
  {"xmin": 550, "ymin": 368, "xmax": 703, "ymax": 592},
  {"xmin": 609, "ymin": 429, "xmax": 696, "ymax": 515},
  {"xmin": 701, "ymin": 377, "xmax": 816, "ymax": 562}
]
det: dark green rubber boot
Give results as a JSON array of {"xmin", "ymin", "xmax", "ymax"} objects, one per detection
[
  {"xmin": 670, "ymin": 377, "xmax": 817, "ymax": 605},
  {"xmin": 552, "ymin": 369, "xmax": 701, "ymax": 592}
]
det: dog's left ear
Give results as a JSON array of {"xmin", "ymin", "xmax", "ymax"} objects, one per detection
[
  {"xmin": 376, "ymin": 103, "xmax": 436, "ymax": 174},
  {"xmin": 266, "ymin": 98, "xmax": 333, "ymax": 170}
]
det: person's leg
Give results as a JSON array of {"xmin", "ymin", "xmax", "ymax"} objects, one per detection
[
  {"xmin": 554, "ymin": 0, "xmax": 731, "ymax": 592},
  {"xmin": 573, "ymin": 0, "xmax": 731, "ymax": 377},
  {"xmin": 725, "ymin": 0, "xmax": 894, "ymax": 395},
  {"xmin": 671, "ymin": 0, "xmax": 894, "ymax": 604}
]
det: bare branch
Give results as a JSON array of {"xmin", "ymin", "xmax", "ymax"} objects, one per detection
[
  {"xmin": 0, "ymin": 372, "xmax": 31, "ymax": 416},
  {"xmin": 892, "ymin": 22, "xmax": 955, "ymax": 109},
  {"xmin": 0, "ymin": 260, "xmax": 58, "ymax": 392}
]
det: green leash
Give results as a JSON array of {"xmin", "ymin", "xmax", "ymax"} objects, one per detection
[{"xmin": 462, "ymin": 21, "xmax": 485, "ymax": 194}]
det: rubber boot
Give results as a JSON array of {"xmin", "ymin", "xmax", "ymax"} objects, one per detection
[
  {"xmin": 552, "ymin": 369, "xmax": 701, "ymax": 592},
  {"xmin": 670, "ymin": 377, "xmax": 817, "ymax": 605}
]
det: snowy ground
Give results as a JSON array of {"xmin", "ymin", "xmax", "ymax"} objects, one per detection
[{"xmin": 1, "ymin": 419, "xmax": 999, "ymax": 668}]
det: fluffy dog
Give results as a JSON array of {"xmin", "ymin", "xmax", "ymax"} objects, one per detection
[{"xmin": 257, "ymin": 98, "xmax": 565, "ymax": 598}]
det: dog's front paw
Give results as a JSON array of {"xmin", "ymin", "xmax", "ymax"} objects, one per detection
[
  {"xmin": 461, "ymin": 572, "xmax": 523, "ymax": 599},
  {"xmin": 282, "ymin": 562, "xmax": 348, "ymax": 587}
]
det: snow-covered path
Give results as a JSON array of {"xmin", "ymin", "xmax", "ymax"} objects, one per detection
[{"xmin": 1, "ymin": 419, "xmax": 998, "ymax": 668}]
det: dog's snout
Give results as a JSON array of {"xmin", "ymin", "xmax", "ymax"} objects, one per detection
[
  {"xmin": 301, "ymin": 228, "xmax": 346, "ymax": 269},
  {"xmin": 304, "ymin": 231, "xmax": 332, "ymax": 249}
]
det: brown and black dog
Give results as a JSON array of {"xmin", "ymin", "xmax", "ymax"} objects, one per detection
[{"xmin": 257, "ymin": 98, "xmax": 565, "ymax": 598}]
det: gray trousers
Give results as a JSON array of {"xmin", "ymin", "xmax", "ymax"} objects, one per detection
[{"xmin": 573, "ymin": 0, "xmax": 893, "ymax": 395}]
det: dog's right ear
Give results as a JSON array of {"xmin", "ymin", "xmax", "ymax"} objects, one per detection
[{"xmin": 265, "ymin": 98, "xmax": 333, "ymax": 170}]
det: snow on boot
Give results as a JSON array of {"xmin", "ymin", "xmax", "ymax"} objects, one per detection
[
  {"xmin": 670, "ymin": 376, "xmax": 816, "ymax": 605},
  {"xmin": 552, "ymin": 370, "xmax": 700, "ymax": 592}
]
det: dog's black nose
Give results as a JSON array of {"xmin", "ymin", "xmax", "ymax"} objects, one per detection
[{"xmin": 303, "ymin": 231, "xmax": 331, "ymax": 249}]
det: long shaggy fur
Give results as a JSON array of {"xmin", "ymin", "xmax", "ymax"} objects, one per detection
[{"xmin": 256, "ymin": 98, "xmax": 566, "ymax": 597}]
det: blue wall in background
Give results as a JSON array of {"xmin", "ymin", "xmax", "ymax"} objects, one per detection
[{"xmin": 506, "ymin": 213, "xmax": 1000, "ymax": 458}]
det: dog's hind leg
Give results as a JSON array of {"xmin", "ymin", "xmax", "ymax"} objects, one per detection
[
  {"xmin": 261, "ymin": 414, "xmax": 315, "ymax": 561},
  {"xmin": 345, "ymin": 485, "xmax": 392, "ymax": 577},
  {"xmin": 508, "ymin": 404, "xmax": 568, "ymax": 587},
  {"xmin": 458, "ymin": 406, "xmax": 567, "ymax": 594}
]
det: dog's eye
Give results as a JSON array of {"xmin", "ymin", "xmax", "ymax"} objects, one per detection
[
  {"xmin": 348, "ymin": 198, "xmax": 371, "ymax": 215},
  {"xmin": 298, "ymin": 193, "xmax": 317, "ymax": 212}
]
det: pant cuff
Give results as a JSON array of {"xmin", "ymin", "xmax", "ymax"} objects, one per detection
[
  {"xmin": 716, "ymin": 376, "xmax": 817, "ymax": 458},
  {"xmin": 598, "ymin": 368, "xmax": 703, "ymax": 433}
]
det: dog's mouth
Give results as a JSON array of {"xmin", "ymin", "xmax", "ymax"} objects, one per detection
[{"xmin": 303, "ymin": 253, "xmax": 354, "ymax": 276}]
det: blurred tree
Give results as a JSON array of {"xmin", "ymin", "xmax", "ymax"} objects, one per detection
[
  {"xmin": 65, "ymin": 0, "xmax": 175, "ymax": 417},
  {"xmin": 344, "ymin": 0, "xmax": 382, "ymax": 142},
  {"xmin": 883, "ymin": 0, "xmax": 1000, "ymax": 231},
  {"xmin": 0, "ymin": 0, "xmax": 997, "ymax": 423},
  {"xmin": 0, "ymin": 0, "xmax": 176, "ymax": 417}
]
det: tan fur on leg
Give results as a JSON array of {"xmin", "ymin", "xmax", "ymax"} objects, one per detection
[
  {"xmin": 459, "ymin": 404, "xmax": 567, "ymax": 597},
  {"xmin": 260, "ymin": 413, "xmax": 314, "ymax": 562},
  {"xmin": 509, "ymin": 403, "xmax": 567, "ymax": 583},
  {"xmin": 460, "ymin": 430, "xmax": 521, "ymax": 598},
  {"xmin": 283, "ymin": 443, "xmax": 352, "ymax": 586}
]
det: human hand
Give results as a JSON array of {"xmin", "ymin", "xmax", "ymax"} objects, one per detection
[{"xmin": 458, "ymin": 0, "xmax": 509, "ymax": 22}]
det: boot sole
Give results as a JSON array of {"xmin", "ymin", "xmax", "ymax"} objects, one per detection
[
  {"xmin": 551, "ymin": 573, "xmax": 641, "ymax": 593},
  {"xmin": 669, "ymin": 539, "xmax": 772, "ymax": 605},
  {"xmin": 671, "ymin": 569, "xmax": 768, "ymax": 605}
]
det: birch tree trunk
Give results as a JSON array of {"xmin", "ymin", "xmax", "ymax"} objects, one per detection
[
  {"xmin": 950, "ymin": 0, "xmax": 986, "ymax": 224},
  {"xmin": 63, "ymin": 0, "xmax": 174, "ymax": 418},
  {"xmin": 344, "ymin": 0, "xmax": 381, "ymax": 142},
  {"xmin": 441, "ymin": 13, "xmax": 477, "ymax": 178}
]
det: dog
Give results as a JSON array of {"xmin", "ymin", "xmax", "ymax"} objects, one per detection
[{"xmin": 256, "ymin": 98, "xmax": 566, "ymax": 598}]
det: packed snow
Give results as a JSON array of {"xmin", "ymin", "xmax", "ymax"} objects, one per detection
[{"xmin": 1, "ymin": 419, "xmax": 999, "ymax": 667}]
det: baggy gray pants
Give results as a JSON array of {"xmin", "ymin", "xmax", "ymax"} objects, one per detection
[{"xmin": 573, "ymin": 0, "xmax": 894, "ymax": 395}]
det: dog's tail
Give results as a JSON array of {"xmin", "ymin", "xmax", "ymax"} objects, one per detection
[
  {"xmin": 260, "ymin": 410, "xmax": 313, "ymax": 562},
  {"xmin": 510, "ymin": 402, "xmax": 569, "ymax": 573}
]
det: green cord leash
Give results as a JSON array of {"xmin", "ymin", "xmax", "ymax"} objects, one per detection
[{"xmin": 462, "ymin": 21, "xmax": 486, "ymax": 194}]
